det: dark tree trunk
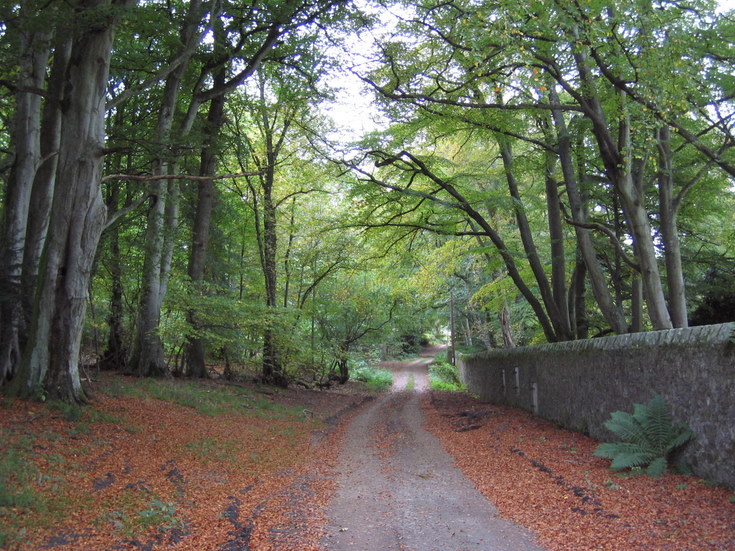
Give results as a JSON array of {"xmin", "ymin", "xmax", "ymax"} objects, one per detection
[
  {"xmin": 185, "ymin": 62, "xmax": 227, "ymax": 379},
  {"xmin": 99, "ymin": 181, "xmax": 127, "ymax": 370}
]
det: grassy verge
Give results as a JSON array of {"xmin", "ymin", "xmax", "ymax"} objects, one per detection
[{"xmin": 99, "ymin": 376, "xmax": 294, "ymax": 418}]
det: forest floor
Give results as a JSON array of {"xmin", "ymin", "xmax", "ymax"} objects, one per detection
[{"xmin": 1, "ymin": 350, "xmax": 734, "ymax": 550}]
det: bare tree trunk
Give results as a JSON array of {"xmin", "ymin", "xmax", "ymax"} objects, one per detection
[
  {"xmin": 631, "ymin": 277, "xmax": 644, "ymax": 333},
  {"xmin": 500, "ymin": 302, "xmax": 515, "ymax": 348},
  {"xmin": 261, "ymin": 165, "xmax": 285, "ymax": 385},
  {"xmin": 657, "ymin": 126, "xmax": 688, "ymax": 328},
  {"xmin": 497, "ymin": 139, "xmax": 570, "ymax": 341},
  {"xmin": 99, "ymin": 176, "xmax": 127, "ymax": 370},
  {"xmin": 548, "ymin": 88, "xmax": 628, "ymax": 334},
  {"xmin": 571, "ymin": 39, "xmax": 672, "ymax": 330},
  {"xmin": 0, "ymin": 13, "xmax": 50, "ymax": 384},
  {"xmin": 544, "ymin": 147, "xmax": 571, "ymax": 335},
  {"xmin": 129, "ymin": 1, "xmax": 202, "ymax": 376},
  {"xmin": 568, "ymin": 254, "xmax": 589, "ymax": 339},
  {"xmin": 21, "ymin": 35, "xmax": 71, "ymax": 335},
  {"xmin": 11, "ymin": 0, "xmax": 132, "ymax": 402}
]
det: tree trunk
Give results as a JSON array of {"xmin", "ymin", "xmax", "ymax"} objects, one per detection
[
  {"xmin": 185, "ymin": 64, "xmax": 226, "ymax": 378},
  {"xmin": 570, "ymin": 39, "xmax": 672, "ymax": 330},
  {"xmin": 657, "ymin": 126, "xmax": 688, "ymax": 328},
  {"xmin": 548, "ymin": 88, "xmax": 628, "ymax": 334},
  {"xmin": 0, "ymin": 15, "xmax": 50, "ymax": 384},
  {"xmin": 129, "ymin": 2, "xmax": 202, "ymax": 376},
  {"xmin": 569, "ymin": 254, "xmax": 589, "ymax": 340},
  {"xmin": 130, "ymin": 178, "xmax": 169, "ymax": 376},
  {"xmin": 631, "ymin": 277, "xmax": 644, "ymax": 333},
  {"xmin": 261, "ymin": 168, "xmax": 284, "ymax": 384},
  {"xmin": 21, "ymin": 35, "xmax": 71, "ymax": 337},
  {"xmin": 500, "ymin": 302, "xmax": 515, "ymax": 348},
  {"xmin": 11, "ymin": 0, "xmax": 131, "ymax": 402},
  {"xmin": 99, "ymin": 180, "xmax": 127, "ymax": 370},
  {"xmin": 497, "ymin": 139, "xmax": 570, "ymax": 340},
  {"xmin": 543, "ymin": 145, "xmax": 571, "ymax": 335}
]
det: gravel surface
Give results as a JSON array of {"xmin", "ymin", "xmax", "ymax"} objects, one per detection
[{"xmin": 320, "ymin": 351, "xmax": 547, "ymax": 551}]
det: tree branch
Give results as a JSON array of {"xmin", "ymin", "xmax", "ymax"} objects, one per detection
[
  {"xmin": 564, "ymin": 218, "xmax": 640, "ymax": 270},
  {"xmin": 99, "ymin": 170, "xmax": 264, "ymax": 184}
]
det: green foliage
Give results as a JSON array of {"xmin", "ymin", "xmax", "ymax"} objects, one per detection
[
  {"xmin": 429, "ymin": 362, "xmax": 465, "ymax": 392},
  {"xmin": 350, "ymin": 365, "xmax": 393, "ymax": 392},
  {"xmin": 136, "ymin": 497, "xmax": 182, "ymax": 533},
  {"xmin": 0, "ymin": 441, "xmax": 39, "ymax": 509},
  {"xmin": 594, "ymin": 394, "xmax": 694, "ymax": 478}
]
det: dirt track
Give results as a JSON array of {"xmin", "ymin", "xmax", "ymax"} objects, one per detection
[{"xmin": 320, "ymin": 350, "xmax": 547, "ymax": 551}]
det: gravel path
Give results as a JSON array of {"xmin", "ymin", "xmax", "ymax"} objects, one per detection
[{"xmin": 321, "ymin": 350, "xmax": 547, "ymax": 551}]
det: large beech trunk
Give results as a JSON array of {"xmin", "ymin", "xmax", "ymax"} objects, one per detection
[
  {"xmin": 0, "ymin": 15, "xmax": 50, "ymax": 384},
  {"xmin": 11, "ymin": 0, "xmax": 132, "ymax": 402},
  {"xmin": 129, "ymin": 1, "xmax": 202, "ymax": 377},
  {"xmin": 548, "ymin": 88, "xmax": 628, "ymax": 334}
]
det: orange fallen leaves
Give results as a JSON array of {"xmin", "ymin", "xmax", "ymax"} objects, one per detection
[
  {"xmin": 422, "ymin": 392, "xmax": 735, "ymax": 551},
  {"xmin": 0, "ymin": 373, "xmax": 358, "ymax": 551}
]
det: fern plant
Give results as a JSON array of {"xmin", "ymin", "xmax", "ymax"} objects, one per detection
[{"xmin": 594, "ymin": 393, "xmax": 693, "ymax": 478}]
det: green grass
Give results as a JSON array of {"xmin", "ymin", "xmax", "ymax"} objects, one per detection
[
  {"xmin": 0, "ymin": 431, "xmax": 63, "ymax": 548},
  {"xmin": 99, "ymin": 377, "xmax": 294, "ymax": 418},
  {"xmin": 351, "ymin": 366, "xmax": 393, "ymax": 391},
  {"xmin": 429, "ymin": 362, "xmax": 466, "ymax": 392},
  {"xmin": 101, "ymin": 492, "xmax": 183, "ymax": 538},
  {"xmin": 405, "ymin": 374, "xmax": 415, "ymax": 392}
]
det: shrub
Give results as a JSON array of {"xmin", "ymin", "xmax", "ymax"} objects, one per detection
[
  {"xmin": 593, "ymin": 393, "xmax": 693, "ymax": 477},
  {"xmin": 429, "ymin": 362, "xmax": 465, "ymax": 392},
  {"xmin": 351, "ymin": 366, "xmax": 393, "ymax": 392}
]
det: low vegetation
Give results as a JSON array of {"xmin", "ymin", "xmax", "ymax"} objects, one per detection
[
  {"xmin": 350, "ymin": 364, "xmax": 394, "ymax": 392},
  {"xmin": 0, "ymin": 372, "xmax": 352, "ymax": 550},
  {"xmin": 429, "ymin": 361, "xmax": 465, "ymax": 392},
  {"xmin": 594, "ymin": 393, "xmax": 694, "ymax": 477}
]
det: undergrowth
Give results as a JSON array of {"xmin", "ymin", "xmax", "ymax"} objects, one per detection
[
  {"xmin": 429, "ymin": 362, "xmax": 465, "ymax": 392},
  {"xmin": 594, "ymin": 393, "xmax": 694, "ymax": 477},
  {"xmin": 350, "ymin": 365, "xmax": 393, "ymax": 391}
]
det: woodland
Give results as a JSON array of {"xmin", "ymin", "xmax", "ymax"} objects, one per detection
[{"xmin": 0, "ymin": 0, "xmax": 734, "ymax": 403}]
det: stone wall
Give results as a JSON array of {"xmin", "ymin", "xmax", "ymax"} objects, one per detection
[{"xmin": 457, "ymin": 323, "xmax": 735, "ymax": 489}]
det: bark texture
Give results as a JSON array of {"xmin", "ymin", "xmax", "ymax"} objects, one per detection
[{"xmin": 14, "ymin": 0, "xmax": 132, "ymax": 402}]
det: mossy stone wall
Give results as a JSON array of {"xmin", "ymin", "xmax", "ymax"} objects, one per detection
[{"xmin": 457, "ymin": 323, "xmax": 735, "ymax": 488}]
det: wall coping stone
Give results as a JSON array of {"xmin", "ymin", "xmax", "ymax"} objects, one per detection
[{"xmin": 461, "ymin": 322, "xmax": 735, "ymax": 361}]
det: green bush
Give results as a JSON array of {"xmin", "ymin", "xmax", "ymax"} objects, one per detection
[
  {"xmin": 594, "ymin": 393, "xmax": 694, "ymax": 477},
  {"xmin": 351, "ymin": 366, "xmax": 393, "ymax": 391},
  {"xmin": 429, "ymin": 362, "xmax": 465, "ymax": 392}
]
